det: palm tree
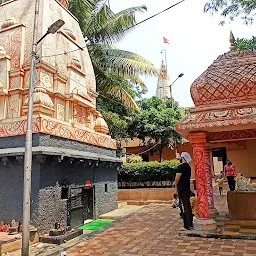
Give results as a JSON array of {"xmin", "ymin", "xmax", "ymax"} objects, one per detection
[{"xmin": 68, "ymin": 0, "xmax": 158, "ymax": 109}]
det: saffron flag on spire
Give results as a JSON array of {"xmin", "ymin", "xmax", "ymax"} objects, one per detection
[{"xmin": 163, "ymin": 37, "xmax": 170, "ymax": 44}]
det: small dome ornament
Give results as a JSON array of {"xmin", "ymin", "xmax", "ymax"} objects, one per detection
[
  {"xmin": 1, "ymin": 17, "xmax": 18, "ymax": 29},
  {"xmin": 94, "ymin": 113, "xmax": 109, "ymax": 135},
  {"xmin": 71, "ymin": 57, "xmax": 81, "ymax": 69},
  {"xmin": 190, "ymin": 31, "xmax": 256, "ymax": 107},
  {"xmin": 24, "ymin": 87, "xmax": 54, "ymax": 108},
  {"xmin": 58, "ymin": 0, "xmax": 69, "ymax": 9},
  {"xmin": 229, "ymin": 31, "xmax": 236, "ymax": 51}
]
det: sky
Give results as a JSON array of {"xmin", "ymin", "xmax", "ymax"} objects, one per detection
[{"xmin": 110, "ymin": 0, "xmax": 256, "ymax": 107}]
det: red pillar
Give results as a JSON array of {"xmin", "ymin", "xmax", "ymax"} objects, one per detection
[
  {"xmin": 205, "ymin": 147, "xmax": 214, "ymax": 209},
  {"xmin": 188, "ymin": 132, "xmax": 209, "ymax": 219}
]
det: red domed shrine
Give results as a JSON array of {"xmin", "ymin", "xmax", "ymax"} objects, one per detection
[{"xmin": 175, "ymin": 32, "xmax": 256, "ymax": 229}]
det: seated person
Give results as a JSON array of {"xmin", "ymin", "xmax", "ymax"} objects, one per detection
[{"xmin": 190, "ymin": 192, "xmax": 197, "ymax": 217}]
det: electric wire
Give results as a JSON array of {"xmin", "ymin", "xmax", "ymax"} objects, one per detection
[
  {"xmin": 127, "ymin": 142, "xmax": 160, "ymax": 156},
  {"xmin": 40, "ymin": 0, "xmax": 187, "ymax": 59},
  {"xmin": 123, "ymin": 0, "xmax": 186, "ymax": 31},
  {"xmin": 65, "ymin": 75, "xmax": 137, "ymax": 109}
]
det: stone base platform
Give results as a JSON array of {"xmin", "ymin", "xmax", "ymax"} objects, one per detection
[
  {"xmin": 193, "ymin": 218, "xmax": 217, "ymax": 231},
  {"xmin": 0, "ymin": 231, "xmax": 38, "ymax": 254},
  {"xmin": 179, "ymin": 213, "xmax": 256, "ymax": 240},
  {"xmin": 39, "ymin": 230, "xmax": 83, "ymax": 245}
]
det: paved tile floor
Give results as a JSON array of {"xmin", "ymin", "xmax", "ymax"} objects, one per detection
[{"xmin": 67, "ymin": 185, "xmax": 256, "ymax": 256}]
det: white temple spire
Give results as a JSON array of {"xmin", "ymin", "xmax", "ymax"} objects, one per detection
[{"xmin": 156, "ymin": 59, "xmax": 170, "ymax": 100}]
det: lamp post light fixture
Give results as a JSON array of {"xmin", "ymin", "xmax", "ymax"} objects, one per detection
[
  {"xmin": 169, "ymin": 73, "xmax": 184, "ymax": 154},
  {"xmin": 170, "ymin": 73, "xmax": 184, "ymax": 90},
  {"xmin": 170, "ymin": 73, "xmax": 184, "ymax": 97},
  {"xmin": 170, "ymin": 73, "xmax": 184, "ymax": 108},
  {"xmin": 22, "ymin": 14, "xmax": 65, "ymax": 256},
  {"xmin": 37, "ymin": 19, "xmax": 65, "ymax": 44}
]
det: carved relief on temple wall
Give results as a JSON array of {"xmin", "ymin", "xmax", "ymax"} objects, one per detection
[
  {"xmin": 0, "ymin": 0, "xmax": 112, "ymax": 146},
  {"xmin": 10, "ymin": 74, "xmax": 23, "ymax": 90},
  {"xmin": 0, "ymin": 25, "xmax": 24, "ymax": 69},
  {"xmin": 39, "ymin": 70, "xmax": 54, "ymax": 92},
  {"xmin": 55, "ymin": 80, "xmax": 66, "ymax": 95},
  {"xmin": 73, "ymin": 103, "xmax": 87, "ymax": 125},
  {"xmin": 0, "ymin": 96, "xmax": 6, "ymax": 120},
  {"xmin": 0, "ymin": 50, "xmax": 10, "ymax": 94},
  {"xmin": 6, "ymin": 96, "xmax": 19, "ymax": 118},
  {"xmin": 56, "ymin": 102, "xmax": 65, "ymax": 121}
]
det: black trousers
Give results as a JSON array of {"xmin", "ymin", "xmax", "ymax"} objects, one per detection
[
  {"xmin": 227, "ymin": 176, "xmax": 236, "ymax": 191},
  {"xmin": 178, "ymin": 190, "xmax": 193, "ymax": 230}
]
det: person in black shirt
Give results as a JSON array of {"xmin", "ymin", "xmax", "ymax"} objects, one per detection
[{"xmin": 175, "ymin": 152, "xmax": 193, "ymax": 230}]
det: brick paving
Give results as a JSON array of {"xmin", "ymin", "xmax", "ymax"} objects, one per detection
[{"xmin": 67, "ymin": 187, "xmax": 256, "ymax": 256}]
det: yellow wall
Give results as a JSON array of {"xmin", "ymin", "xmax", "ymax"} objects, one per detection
[
  {"xmin": 227, "ymin": 139, "xmax": 256, "ymax": 178},
  {"xmin": 213, "ymin": 157, "xmax": 223, "ymax": 175},
  {"xmin": 124, "ymin": 139, "xmax": 256, "ymax": 179}
]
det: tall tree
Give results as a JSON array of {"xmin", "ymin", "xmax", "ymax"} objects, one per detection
[
  {"xmin": 97, "ymin": 94, "xmax": 137, "ymax": 157},
  {"xmin": 204, "ymin": 0, "xmax": 256, "ymax": 24},
  {"xmin": 129, "ymin": 97, "xmax": 182, "ymax": 162},
  {"xmin": 68, "ymin": 0, "xmax": 158, "ymax": 109}
]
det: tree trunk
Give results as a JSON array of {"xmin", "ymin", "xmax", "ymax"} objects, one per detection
[{"xmin": 159, "ymin": 144, "xmax": 163, "ymax": 162}]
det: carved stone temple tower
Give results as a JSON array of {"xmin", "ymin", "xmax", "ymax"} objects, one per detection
[
  {"xmin": 155, "ymin": 60, "xmax": 171, "ymax": 100},
  {"xmin": 0, "ymin": 0, "xmax": 121, "ymax": 232}
]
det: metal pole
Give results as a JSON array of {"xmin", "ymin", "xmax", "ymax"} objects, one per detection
[
  {"xmin": 164, "ymin": 49, "xmax": 167, "ymax": 74},
  {"xmin": 22, "ymin": 0, "xmax": 39, "ymax": 255}
]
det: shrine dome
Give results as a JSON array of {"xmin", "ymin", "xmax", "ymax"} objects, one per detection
[
  {"xmin": 191, "ymin": 32, "xmax": 256, "ymax": 107},
  {"xmin": 58, "ymin": 0, "xmax": 68, "ymax": 8}
]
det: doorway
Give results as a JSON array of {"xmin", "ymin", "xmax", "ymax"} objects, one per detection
[
  {"xmin": 67, "ymin": 187, "xmax": 93, "ymax": 228},
  {"xmin": 212, "ymin": 147, "xmax": 227, "ymax": 176}
]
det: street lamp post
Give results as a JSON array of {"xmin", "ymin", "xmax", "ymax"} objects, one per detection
[
  {"xmin": 170, "ymin": 73, "xmax": 184, "ymax": 99},
  {"xmin": 170, "ymin": 73, "xmax": 184, "ymax": 107},
  {"xmin": 22, "ymin": 14, "xmax": 65, "ymax": 256},
  {"xmin": 169, "ymin": 73, "xmax": 184, "ymax": 157}
]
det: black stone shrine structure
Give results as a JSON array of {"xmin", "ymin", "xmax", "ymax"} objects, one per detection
[{"xmin": 0, "ymin": 133, "xmax": 121, "ymax": 233}]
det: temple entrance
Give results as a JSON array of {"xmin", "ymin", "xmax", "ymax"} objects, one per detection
[
  {"xmin": 212, "ymin": 147, "xmax": 227, "ymax": 176},
  {"xmin": 67, "ymin": 187, "xmax": 93, "ymax": 228}
]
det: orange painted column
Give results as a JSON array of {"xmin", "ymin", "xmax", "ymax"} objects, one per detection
[
  {"xmin": 188, "ymin": 132, "xmax": 210, "ymax": 219},
  {"xmin": 205, "ymin": 147, "xmax": 214, "ymax": 209}
]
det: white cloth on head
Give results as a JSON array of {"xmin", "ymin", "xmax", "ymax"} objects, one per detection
[{"xmin": 181, "ymin": 152, "xmax": 192, "ymax": 163}]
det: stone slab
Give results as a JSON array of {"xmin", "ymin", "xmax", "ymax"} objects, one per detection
[
  {"xmin": 99, "ymin": 206, "xmax": 144, "ymax": 220},
  {"xmin": 0, "ymin": 146, "xmax": 121, "ymax": 163},
  {"xmin": 39, "ymin": 230, "xmax": 83, "ymax": 245}
]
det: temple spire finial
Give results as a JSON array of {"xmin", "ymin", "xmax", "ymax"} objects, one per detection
[{"xmin": 229, "ymin": 31, "xmax": 236, "ymax": 51}]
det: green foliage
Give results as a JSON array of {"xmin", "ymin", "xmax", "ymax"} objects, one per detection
[
  {"xmin": 103, "ymin": 112, "xmax": 128, "ymax": 140},
  {"xmin": 235, "ymin": 36, "xmax": 256, "ymax": 51},
  {"xmin": 97, "ymin": 95, "xmax": 137, "ymax": 157},
  {"xmin": 118, "ymin": 160, "xmax": 179, "ymax": 182},
  {"xmin": 97, "ymin": 95, "xmax": 136, "ymax": 139},
  {"xmin": 68, "ymin": 0, "xmax": 158, "ymax": 108},
  {"xmin": 126, "ymin": 154, "xmax": 143, "ymax": 163},
  {"xmin": 184, "ymin": 108, "xmax": 190, "ymax": 116},
  {"xmin": 69, "ymin": 0, "xmax": 147, "ymax": 44},
  {"xmin": 204, "ymin": 0, "xmax": 256, "ymax": 24},
  {"xmin": 128, "ymin": 97, "xmax": 182, "ymax": 161}
]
